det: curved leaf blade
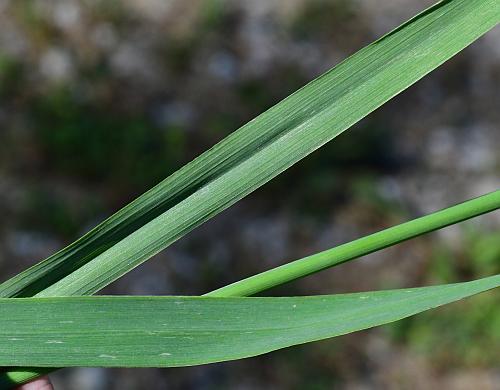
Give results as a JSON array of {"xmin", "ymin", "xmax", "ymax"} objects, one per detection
[{"xmin": 0, "ymin": 275, "xmax": 498, "ymax": 369}]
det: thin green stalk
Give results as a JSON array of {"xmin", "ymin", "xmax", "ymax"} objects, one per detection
[{"xmin": 206, "ymin": 190, "xmax": 500, "ymax": 297}]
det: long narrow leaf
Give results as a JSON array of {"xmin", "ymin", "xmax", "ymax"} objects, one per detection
[
  {"xmin": 1, "ymin": 0, "xmax": 496, "ymax": 298},
  {"xmin": 0, "ymin": 276, "xmax": 498, "ymax": 377}
]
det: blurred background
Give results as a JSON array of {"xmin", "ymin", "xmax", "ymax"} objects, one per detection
[{"xmin": 0, "ymin": 0, "xmax": 499, "ymax": 389}]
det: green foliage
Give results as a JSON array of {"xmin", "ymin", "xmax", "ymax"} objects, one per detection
[
  {"xmin": 2, "ymin": 0, "xmax": 497, "ymax": 299},
  {"xmin": 0, "ymin": 276, "xmax": 498, "ymax": 371},
  {"xmin": 32, "ymin": 89, "xmax": 182, "ymax": 188},
  {"xmin": 0, "ymin": 55, "xmax": 23, "ymax": 96},
  {"xmin": 0, "ymin": 0, "xmax": 498, "ymax": 388}
]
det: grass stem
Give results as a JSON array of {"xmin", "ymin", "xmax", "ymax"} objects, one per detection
[{"xmin": 206, "ymin": 190, "xmax": 500, "ymax": 297}]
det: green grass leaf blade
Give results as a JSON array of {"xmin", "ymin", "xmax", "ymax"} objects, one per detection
[
  {"xmin": 0, "ymin": 276, "xmax": 498, "ymax": 375},
  {"xmin": 1, "ymin": 0, "xmax": 496, "ymax": 298},
  {"xmin": 207, "ymin": 190, "xmax": 500, "ymax": 297}
]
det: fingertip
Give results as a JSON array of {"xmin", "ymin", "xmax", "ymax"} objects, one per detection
[{"xmin": 16, "ymin": 376, "xmax": 53, "ymax": 390}]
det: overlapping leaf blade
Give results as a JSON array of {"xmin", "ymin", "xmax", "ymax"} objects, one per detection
[
  {"xmin": 1, "ymin": 0, "xmax": 497, "ymax": 298},
  {"xmin": 3, "ymin": 192, "xmax": 498, "ymax": 389}
]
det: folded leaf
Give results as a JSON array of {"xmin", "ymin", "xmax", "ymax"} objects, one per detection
[
  {"xmin": 1, "ymin": 0, "xmax": 498, "ymax": 298},
  {"xmin": 0, "ymin": 275, "xmax": 498, "ymax": 371}
]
